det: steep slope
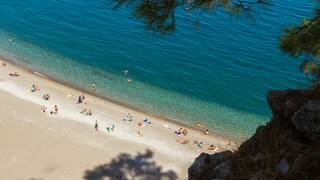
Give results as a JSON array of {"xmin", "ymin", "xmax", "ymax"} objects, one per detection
[{"xmin": 189, "ymin": 82, "xmax": 320, "ymax": 179}]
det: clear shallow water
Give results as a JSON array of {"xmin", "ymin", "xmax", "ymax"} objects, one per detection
[{"xmin": 0, "ymin": 0, "xmax": 315, "ymax": 138}]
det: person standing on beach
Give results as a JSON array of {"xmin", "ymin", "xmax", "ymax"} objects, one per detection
[
  {"xmin": 92, "ymin": 83, "xmax": 96, "ymax": 91},
  {"xmin": 81, "ymin": 93, "xmax": 85, "ymax": 101},
  {"xmin": 77, "ymin": 95, "xmax": 82, "ymax": 104},
  {"xmin": 95, "ymin": 120, "xmax": 99, "ymax": 130}
]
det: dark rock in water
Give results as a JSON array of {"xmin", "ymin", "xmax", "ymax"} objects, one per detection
[
  {"xmin": 188, "ymin": 153, "xmax": 209, "ymax": 180},
  {"xmin": 213, "ymin": 160, "xmax": 232, "ymax": 179},
  {"xmin": 292, "ymin": 100, "xmax": 320, "ymax": 141}
]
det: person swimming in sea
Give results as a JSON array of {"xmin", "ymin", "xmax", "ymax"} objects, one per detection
[{"xmin": 92, "ymin": 83, "xmax": 96, "ymax": 91}]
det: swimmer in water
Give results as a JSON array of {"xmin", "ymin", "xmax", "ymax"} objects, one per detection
[
  {"xmin": 124, "ymin": 69, "xmax": 129, "ymax": 74},
  {"xmin": 8, "ymin": 38, "xmax": 14, "ymax": 42},
  {"xmin": 127, "ymin": 78, "xmax": 132, "ymax": 83},
  {"xmin": 92, "ymin": 83, "xmax": 96, "ymax": 91}
]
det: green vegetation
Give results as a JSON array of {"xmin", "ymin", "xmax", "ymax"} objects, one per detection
[
  {"xmin": 112, "ymin": 0, "xmax": 269, "ymax": 33},
  {"xmin": 280, "ymin": 4, "xmax": 320, "ymax": 80}
]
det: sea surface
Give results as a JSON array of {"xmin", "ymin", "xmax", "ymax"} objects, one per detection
[{"xmin": 0, "ymin": 0, "xmax": 315, "ymax": 139}]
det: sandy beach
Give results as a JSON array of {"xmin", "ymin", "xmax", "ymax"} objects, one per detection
[{"xmin": 0, "ymin": 61, "xmax": 238, "ymax": 179}]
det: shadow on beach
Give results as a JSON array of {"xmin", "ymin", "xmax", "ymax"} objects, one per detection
[{"xmin": 83, "ymin": 149, "xmax": 178, "ymax": 180}]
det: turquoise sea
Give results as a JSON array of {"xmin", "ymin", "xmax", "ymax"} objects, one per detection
[{"xmin": 0, "ymin": 0, "xmax": 315, "ymax": 138}]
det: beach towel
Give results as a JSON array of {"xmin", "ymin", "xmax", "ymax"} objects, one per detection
[
  {"xmin": 177, "ymin": 138, "xmax": 189, "ymax": 145},
  {"xmin": 162, "ymin": 124, "xmax": 169, "ymax": 128},
  {"xmin": 66, "ymin": 93, "xmax": 73, "ymax": 98},
  {"xmin": 143, "ymin": 119, "xmax": 148, "ymax": 122}
]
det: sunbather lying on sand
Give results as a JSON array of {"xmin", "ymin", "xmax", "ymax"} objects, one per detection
[
  {"xmin": 137, "ymin": 131, "xmax": 143, "ymax": 137},
  {"xmin": 175, "ymin": 128, "xmax": 184, "ymax": 135},
  {"xmin": 208, "ymin": 145, "xmax": 219, "ymax": 151},
  {"xmin": 126, "ymin": 113, "xmax": 133, "ymax": 121},
  {"xmin": 50, "ymin": 105, "xmax": 58, "ymax": 114},
  {"xmin": 31, "ymin": 84, "xmax": 40, "ymax": 92},
  {"xmin": 40, "ymin": 105, "xmax": 48, "ymax": 112},
  {"xmin": 194, "ymin": 141, "xmax": 204, "ymax": 148},
  {"xmin": 176, "ymin": 138, "xmax": 189, "ymax": 145},
  {"xmin": 80, "ymin": 108, "xmax": 92, "ymax": 116},
  {"xmin": 183, "ymin": 129, "xmax": 188, "ymax": 135},
  {"xmin": 9, "ymin": 72, "xmax": 19, "ymax": 77}
]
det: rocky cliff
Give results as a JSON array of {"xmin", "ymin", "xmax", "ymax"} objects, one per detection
[{"xmin": 189, "ymin": 82, "xmax": 320, "ymax": 179}]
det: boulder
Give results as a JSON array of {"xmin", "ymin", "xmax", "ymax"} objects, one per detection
[
  {"xmin": 292, "ymin": 100, "xmax": 320, "ymax": 141},
  {"xmin": 213, "ymin": 161, "xmax": 232, "ymax": 179},
  {"xmin": 209, "ymin": 151, "xmax": 233, "ymax": 167},
  {"xmin": 188, "ymin": 153, "xmax": 209, "ymax": 180},
  {"xmin": 277, "ymin": 158, "xmax": 289, "ymax": 176},
  {"xmin": 267, "ymin": 89, "xmax": 311, "ymax": 120}
]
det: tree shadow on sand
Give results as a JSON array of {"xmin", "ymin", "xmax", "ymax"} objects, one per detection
[{"xmin": 83, "ymin": 149, "xmax": 178, "ymax": 180}]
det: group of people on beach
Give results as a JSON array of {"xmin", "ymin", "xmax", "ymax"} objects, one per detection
[
  {"xmin": 175, "ymin": 128, "xmax": 188, "ymax": 136},
  {"xmin": 41, "ymin": 105, "xmax": 58, "ymax": 114},
  {"xmin": 42, "ymin": 94, "xmax": 50, "ymax": 100},
  {"xmin": 2, "ymin": 64, "xmax": 220, "ymax": 153},
  {"xmin": 196, "ymin": 122, "xmax": 210, "ymax": 135},
  {"xmin": 31, "ymin": 84, "xmax": 40, "ymax": 92}
]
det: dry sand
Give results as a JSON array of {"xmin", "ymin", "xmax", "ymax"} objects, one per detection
[{"xmin": 0, "ymin": 61, "xmax": 238, "ymax": 179}]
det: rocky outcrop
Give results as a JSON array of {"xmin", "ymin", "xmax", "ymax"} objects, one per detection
[
  {"xmin": 212, "ymin": 160, "xmax": 232, "ymax": 179},
  {"xmin": 188, "ymin": 83, "xmax": 320, "ymax": 180},
  {"xmin": 188, "ymin": 153, "xmax": 208, "ymax": 179},
  {"xmin": 292, "ymin": 100, "xmax": 320, "ymax": 141},
  {"xmin": 188, "ymin": 151, "xmax": 233, "ymax": 180}
]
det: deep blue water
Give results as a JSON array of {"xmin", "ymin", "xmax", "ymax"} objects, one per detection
[{"xmin": 0, "ymin": 0, "xmax": 315, "ymax": 138}]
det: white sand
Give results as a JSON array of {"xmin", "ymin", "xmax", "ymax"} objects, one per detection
[{"xmin": 0, "ymin": 61, "xmax": 238, "ymax": 179}]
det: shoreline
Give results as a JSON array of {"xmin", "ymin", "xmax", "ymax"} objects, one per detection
[
  {"xmin": 0, "ymin": 59, "xmax": 239, "ymax": 178},
  {"xmin": 2, "ymin": 57, "xmax": 242, "ymax": 143}
]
